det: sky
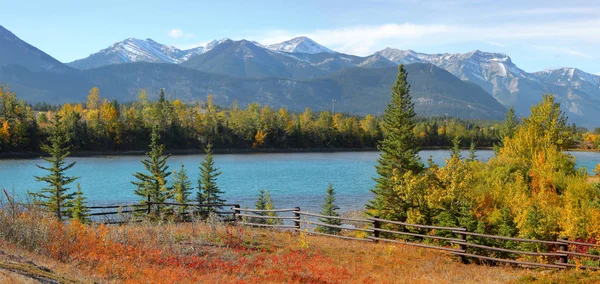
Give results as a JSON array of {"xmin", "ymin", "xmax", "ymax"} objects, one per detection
[{"xmin": 2, "ymin": 0, "xmax": 600, "ymax": 74}]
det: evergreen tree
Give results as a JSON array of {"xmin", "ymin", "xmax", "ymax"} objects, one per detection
[
  {"xmin": 367, "ymin": 65, "xmax": 423, "ymax": 220},
  {"xmin": 494, "ymin": 107, "xmax": 519, "ymax": 154},
  {"xmin": 33, "ymin": 113, "xmax": 78, "ymax": 220},
  {"xmin": 70, "ymin": 183, "xmax": 90, "ymax": 223},
  {"xmin": 252, "ymin": 189, "xmax": 281, "ymax": 225},
  {"xmin": 499, "ymin": 107, "xmax": 519, "ymax": 141},
  {"xmin": 451, "ymin": 136, "xmax": 462, "ymax": 159},
  {"xmin": 316, "ymin": 184, "xmax": 342, "ymax": 234},
  {"xmin": 264, "ymin": 190, "xmax": 281, "ymax": 225},
  {"xmin": 468, "ymin": 140, "xmax": 477, "ymax": 162},
  {"xmin": 172, "ymin": 164, "xmax": 192, "ymax": 215},
  {"xmin": 197, "ymin": 144, "xmax": 224, "ymax": 216},
  {"xmin": 132, "ymin": 126, "xmax": 172, "ymax": 216},
  {"xmin": 253, "ymin": 189, "xmax": 268, "ymax": 224}
]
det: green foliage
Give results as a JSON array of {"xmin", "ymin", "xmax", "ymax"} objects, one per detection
[
  {"xmin": 468, "ymin": 140, "xmax": 477, "ymax": 162},
  {"xmin": 451, "ymin": 136, "xmax": 461, "ymax": 159},
  {"xmin": 32, "ymin": 113, "xmax": 78, "ymax": 220},
  {"xmin": 368, "ymin": 65, "xmax": 423, "ymax": 221},
  {"xmin": 253, "ymin": 189, "xmax": 281, "ymax": 225},
  {"xmin": 499, "ymin": 107, "xmax": 518, "ymax": 141},
  {"xmin": 131, "ymin": 126, "xmax": 172, "ymax": 216},
  {"xmin": 316, "ymin": 184, "xmax": 342, "ymax": 235},
  {"xmin": 172, "ymin": 164, "xmax": 192, "ymax": 215},
  {"xmin": 70, "ymin": 183, "xmax": 90, "ymax": 224},
  {"xmin": 0, "ymin": 86, "xmax": 39, "ymax": 152},
  {"xmin": 197, "ymin": 144, "xmax": 224, "ymax": 216}
]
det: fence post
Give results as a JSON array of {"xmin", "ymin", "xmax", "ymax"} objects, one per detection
[
  {"xmin": 294, "ymin": 207, "xmax": 301, "ymax": 230},
  {"xmin": 146, "ymin": 201, "xmax": 151, "ymax": 215},
  {"xmin": 372, "ymin": 216, "xmax": 380, "ymax": 243},
  {"xmin": 234, "ymin": 204, "xmax": 241, "ymax": 224},
  {"xmin": 558, "ymin": 238, "xmax": 568, "ymax": 267},
  {"xmin": 458, "ymin": 231, "xmax": 468, "ymax": 264}
]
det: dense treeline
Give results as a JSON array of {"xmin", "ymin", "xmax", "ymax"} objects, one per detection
[
  {"xmin": 369, "ymin": 65, "xmax": 600, "ymax": 249},
  {"xmin": 0, "ymin": 85, "xmax": 510, "ymax": 153}
]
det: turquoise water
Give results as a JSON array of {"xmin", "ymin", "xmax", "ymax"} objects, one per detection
[{"xmin": 0, "ymin": 150, "xmax": 598, "ymax": 213}]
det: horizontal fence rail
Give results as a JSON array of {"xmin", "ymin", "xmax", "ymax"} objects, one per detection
[
  {"xmin": 296, "ymin": 211, "xmax": 372, "ymax": 223},
  {"xmin": 61, "ymin": 201, "xmax": 600, "ymax": 271},
  {"xmin": 300, "ymin": 220, "xmax": 374, "ymax": 233},
  {"xmin": 232, "ymin": 207, "xmax": 298, "ymax": 213},
  {"xmin": 452, "ymin": 231, "xmax": 563, "ymax": 245}
]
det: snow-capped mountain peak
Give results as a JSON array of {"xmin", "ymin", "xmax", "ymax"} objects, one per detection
[{"xmin": 267, "ymin": 37, "xmax": 335, "ymax": 54}]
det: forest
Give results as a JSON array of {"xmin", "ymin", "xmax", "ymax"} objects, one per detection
[{"xmin": 3, "ymin": 85, "xmax": 586, "ymax": 154}]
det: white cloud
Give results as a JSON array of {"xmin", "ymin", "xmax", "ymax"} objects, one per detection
[
  {"xmin": 168, "ymin": 28, "xmax": 193, "ymax": 39},
  {"xmin": 247, "ymin": 20, "xmax": 600, "ymax": 56},
  {"xmin": 486, "ymin": 41, "xmax": 506, "ymax": 47},
  {"xmin": 505, "ymin": 7, "xmax": 600, "ymax": 16},
  {"xmin": 530, "ymin": 45, "xmax": 594, "ymax": 59},
  {"xmin": 252, "ymin": 23, "xmax": 453, "ymax": 55}
]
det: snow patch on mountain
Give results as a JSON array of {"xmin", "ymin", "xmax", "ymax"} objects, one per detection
[{"xmin": 267, "ymin": 37, "xmax": 335, "ymax": 54}]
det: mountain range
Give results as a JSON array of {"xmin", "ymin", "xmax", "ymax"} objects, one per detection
[{"xmin": 0, "ymin": 25, "xmax": 598, "ymax": 127}]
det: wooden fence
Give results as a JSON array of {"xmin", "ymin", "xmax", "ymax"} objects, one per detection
[{"xmin": 83, "ymin": 202, "xmax": 600, "ymax": 270}]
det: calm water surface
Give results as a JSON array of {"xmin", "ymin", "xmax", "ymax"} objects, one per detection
[{"xmin": 1, "ymin": 150, "xmax": 598, "ymax": 213}]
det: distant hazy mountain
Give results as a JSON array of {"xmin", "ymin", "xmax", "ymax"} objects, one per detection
[
  {"xmin": 326, "ymin": 63, "xmax": 506, "ymax": 119},
  {"xmin": 376, "ymin": 48, "xmax": 600, "ymax": 125},
  {"xmin": 532, "ymin": 68, "xmax": 600, "ymax": 122},
  {"xmin": 0, "ymin": 25, "xmax": 72, "ymax": 73},
  {"xmin": 67, "ymin": 38, "xmax": 230, "ymax": 69},
  {"xmin": 266, "ymin": 37, "xmax": 335, "ymax": 54},
  {"xmin": 2, "ymin": 60, "xmax": 503, "ymax": 120},
  {"xmin": 180, "ymin": 39, "xmax": 328, "ymax": 79},
  {"xmin": 0, "ymin": 25, "xmax": 597, "ymax": 127}
]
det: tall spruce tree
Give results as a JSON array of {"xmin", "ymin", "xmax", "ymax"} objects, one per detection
[
  {"xmin": 254, "ymin": 189, "xmax": 268, "ymax": 223},
  {"xmin": 253, "ymin": 189, "xmax": 280, "ymax": 225},
  {"xmin": 494, "ymin": 107, "xmax": 519, "ymax": 154},
  {"xmin": 70, "ymin": 183, "xmax": 90, "ymax": 223},
  {"xmin": 197, "ymin": 144, "xmax": 224, "ymax": 216},
  {"xmin": 367, "ymin": 65, "xmax": 423, "ymax": 220},
  {"xmin": 172, "ymin": 164, "xmax": 192, "ymax": 215},
  {"xmin": 316, "ymin": 184, "xmax": 342, "ymax": 234},
  {"xmin": 468, "ymin": 140, "xmax": 477, "ymax": 162},
  {"xmin": 263, "ymin": 190, "xmax": 281, "ymax": 225},
  {"xmin": 132, "ymin": 126, "xmax": 172, "ymax": 216},
  {"xmin": 33, "ymin": 113, "xmax": 78, "ymax": 220},
  {"xmin": 451, "ymin": 136, "xmax": 462, "ymax": 159}
]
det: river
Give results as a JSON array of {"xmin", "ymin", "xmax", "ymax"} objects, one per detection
[{"xmin": 0, "ymin": 150, "xmax": 598, "ymax": 213}]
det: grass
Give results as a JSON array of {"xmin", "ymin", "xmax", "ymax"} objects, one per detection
[{"xmin": 1, "ymin": 204, "xmax": 600, "ymax": 283}]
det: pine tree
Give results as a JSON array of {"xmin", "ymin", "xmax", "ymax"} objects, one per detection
[
  {"xmin": 494, "ymin": 107, "xmax": 519, "ymax": 154},
  {"xmin": 132, "ymin": 126, "xmax": 172, "ymax": 216},
  {"xmin": 367, "ymin": 65, "xmax": 423, "ymax": 220},
  {"xmin": 32, "ymin": 113, "xmax": 78, "ymax": 220},
  {"xmin": 254, "ymin": 189, "xmax": 268, "ymax": 224},
  {"xmin": 70, "ymin": 183, "xmax": 90, "ymax": 223},
  {"xmin": 316, "ymin": 184, "xmax": 342, "ymax": 234},
  {"xmin": 468, "ymin": 140, "xmax": 477, "ymax": 162},
  {"xmin": 172, "ymin": 164, "xmax": 192, "ymax": 215},
  {"xmin": 197, "ymin": 144, "xmax": 224, "ymax": 216},
  {"xmin": 264, "ymin": 190, "xmax": 282, "ymax": 225},
  {"xmin": 451, "ymin": 136, "xmax": 462, "ymax": 159},
  {"xmin": 499, "ymin": 107, "xmax": 519, "ymax": 141}
]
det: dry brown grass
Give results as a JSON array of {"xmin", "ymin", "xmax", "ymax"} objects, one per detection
[{"xmin": 1, "ymin": 204, "xmax": 599, "ymax": 283}]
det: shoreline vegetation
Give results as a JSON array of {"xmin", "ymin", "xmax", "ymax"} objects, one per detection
[{"xmin": 2, "ymin": 146, "xmax": 598, "ymax": 159}]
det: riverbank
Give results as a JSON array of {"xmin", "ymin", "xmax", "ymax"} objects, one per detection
[
  {"xmin": 0, "ymin": 146, "xmax": 492, "ymax": 159},
  {"xmin": 2, "ymin": 146, "xmax": 597, "ymax": 159}
]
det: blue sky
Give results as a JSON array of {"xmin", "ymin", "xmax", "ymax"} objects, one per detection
[{"xmin": 2, "ymin": 0, "xmax": 600, "ymax": 74}]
